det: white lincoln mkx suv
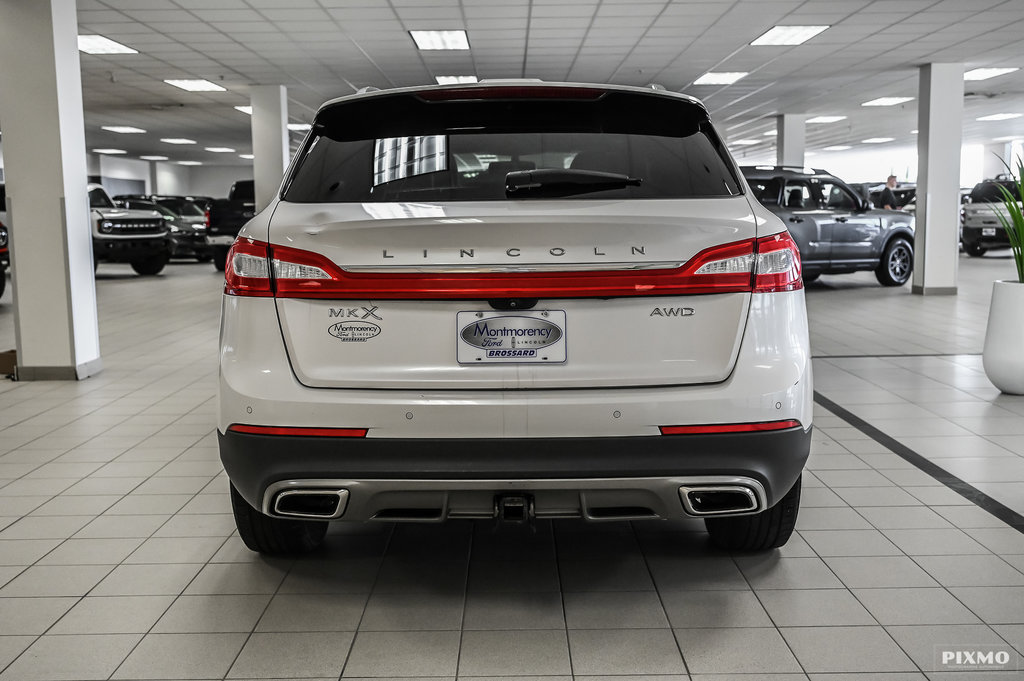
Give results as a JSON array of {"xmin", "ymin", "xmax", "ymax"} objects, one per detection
[{"xmin": 219, "ymin": 81, "xmax": 812, "ymax": 554}]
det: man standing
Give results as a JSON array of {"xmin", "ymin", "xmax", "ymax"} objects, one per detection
[{"xmin": 878, "ymin": 175, "xmax": 899, "ymax": 210}]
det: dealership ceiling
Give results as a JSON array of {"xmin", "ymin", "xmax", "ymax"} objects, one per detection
[{"xmin": 62, "ymin": 0, "xmax": 1024, "ymax": 166}]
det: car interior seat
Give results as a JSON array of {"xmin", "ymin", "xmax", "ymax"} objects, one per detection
[{"xmin": 786, "ymin": 188, "xmax": 804, "ymax": 208}]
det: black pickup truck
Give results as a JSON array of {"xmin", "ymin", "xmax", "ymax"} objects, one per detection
[{"xmin": 207, "ymin": 180, "xmax": 255, "ymax": 271}]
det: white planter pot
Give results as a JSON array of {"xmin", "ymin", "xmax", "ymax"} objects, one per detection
[{"xmin": 983, "ymin": 280, "xmax": 1024, "ymax": 395}]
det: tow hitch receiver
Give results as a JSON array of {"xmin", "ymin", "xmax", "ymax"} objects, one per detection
[{"xmin": 495, "ymin": 493, "xmax": 535, "ymax": 523}]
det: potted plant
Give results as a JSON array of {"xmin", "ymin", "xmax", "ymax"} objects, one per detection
[{"xmin": 982, "ymin": 157, "xmax": 1024, "ymax": 394}]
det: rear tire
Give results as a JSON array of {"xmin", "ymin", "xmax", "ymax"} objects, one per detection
[
  {"xmin": 802, "ymin": 272, "xmax": 820, "ymax": 283},
  {"xmin": 230, "ymin": 482, "xmax": 328, "ymax": 554},
  {"xmin": 965, "ymin": 242, "xmax": 987, "ymax": 257},
  {"xmin": 705, "ymin": 476, "xmax": 801, "ymax": 551},
  {"xmin": 875, "ymin": 237, "xmax": 913, "ymax": 286},
  {"xmin": 213, "ymin": 246, "xmax": 229, "ymax": 272},
  {"xmin": 130, "ymin": 254, "xmax": 169, "ymax": 276}
]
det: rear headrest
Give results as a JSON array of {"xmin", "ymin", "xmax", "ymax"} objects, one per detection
[{"xmin": 570, "ymin": 150, "xmax": 618, "ymax": 172}]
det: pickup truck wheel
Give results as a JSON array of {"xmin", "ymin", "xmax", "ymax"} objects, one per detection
[
  {"xmin": 230, "ymin": 482, "xmax": 327, "ymax": 554},
  {"xmin": 213, "ymin": 246, "xmax": 229, "ymax": 272},
  {"xmin": 875, "ymin": 237, "xmax": 913, "ymax": 286},
  {"xmin": 130, "ymin": 254, "xmax": 169, "ymax": 276},
  {"xmin": 704, "ymin": 477, "xmax": 801, "ymax": 551},
  {"xmin": 965, "ymin": 242, "xmax": 987, "ymax": 257}
]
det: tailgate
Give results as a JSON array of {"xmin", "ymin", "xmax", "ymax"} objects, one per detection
[{"xmin": 271, "ymin": 198, "xmax": 756, "ymax": 390}]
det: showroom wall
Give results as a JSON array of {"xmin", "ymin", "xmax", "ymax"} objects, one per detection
[
  {"xmin": 98, "ymin": 155, "xmax": 151, "ymax": 196},
  {"xmin": 188, "ymin": 166, "xmax": 252, "ymax": 198},
  {"xmin": 155, "ymin": 163, "xmax": 190, "ymax": 196}
]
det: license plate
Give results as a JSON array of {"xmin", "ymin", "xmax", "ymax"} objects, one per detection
[
  {"xmin": 457, "ymin": 310, "xmax": 567, "ymax": 364},
  {"xmin": 206, "ymin": 235, "xmax": 236, "ymax": 246},
  {"xmin": 982, "ymin": 227, "xmax": 997, "ymax": 236}
]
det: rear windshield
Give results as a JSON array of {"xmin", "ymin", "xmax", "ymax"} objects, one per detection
[
  {"xmin": 283, "ymin": 90, "xmax": 742, "ymax": 203},
  {"xmin": 970, "ymin": 181, "xmax": 1020, "ymax": 203}
]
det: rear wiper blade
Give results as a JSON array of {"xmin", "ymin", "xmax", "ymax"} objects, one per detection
[{"xmin": 505, "ymin": 169, "xmax": 642, "ymax": 198}]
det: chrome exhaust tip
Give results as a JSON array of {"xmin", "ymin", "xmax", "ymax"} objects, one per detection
[
  {"xmin": 679, "ymin": 485, "xmax": 759, "ymax": 516},
  {"xmin": 272, "ymin": 489, "xmax": 349, "ymax": 519}
]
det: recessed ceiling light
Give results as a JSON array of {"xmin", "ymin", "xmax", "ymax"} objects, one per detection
[
  {"xmin": 964, "ymin": 67, "xmax": 1019, "ymax": 81},
  {"xmin": 435, "ymin": 75, "xmax": 478, "ymax": 85},
  {"xmin": 823, "ymin": 145, "xmax": 852, "ymax": 151},
  {"xmin": 977, "ymin": 113, "xmax": 1022, "ymax": 121},
  {"xmin": 862, "ymin": 97, "xmax": 914, "ymax": 107},
  {"xmin": 239, "ymin": 154, "xmax": 255, "ymax": 160},
  {"xmin": 287, "ymin": 123, "xmax": 311, "ymax": 132},
  {"xmin": 750, "ymin": 25, "xmax": 829, "ymax": 46},
  {"xmin": 911, "ymin": 129, "xmax": 918, "ymax": 134},
  {"xmin": 164, "ymin": 79, "xmax": 226, "ymax": 92},
  {"xmin": 78, "ymin": 35, "xmax": 137, "ymax": 55},
  {"xmin": 862, "ymin": 137, "xmax": 895, "ymax": 144},
  {"xmin": 694, "ymin": 71, "xmax": 748, "ymax": 85},
  {"xmin": 234, "ymin": 105, "xmax": 253, "ymax": 115},
  {"xmin": 177, "ymin": 161, "xmax": 203, "ymax": 166},
  {"xmin": 205, "ymin": 147, "xmax": 235, "ymax": 153},
  {"xmin": 139, "ymin": 155, "xmax": 168, "ymax": 161},
  {"xmin": 807, "ymin": 115, "xmax": 847, "ymax": 124},
  {"xmin": 160, "ymin": 138, "xmax": 196, "ymax": 145},
  {"xmin": 410, "ymin": 30, "xmax": 469, "ymax": 50},
  {"xmin": 101, "ymin": 125, "xmax": 146, "ymax": 134},
  {"xmin": 730, "ymin": 139, "xmax": 760, "ymax": 146},
  {"xmin": 92, "ymin": 148, "xmax": 126, "ymax": 154},
  {"xmin": 763, "ymin": 130, "xmax": 778, "ymax": 136}
]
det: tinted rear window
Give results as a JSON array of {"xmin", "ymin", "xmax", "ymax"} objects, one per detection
[
  {"xmin": 284, "ymin": 90, "xmax": 742, "ymax": 203},
  {"xmin": 971, "ymin": 181, "xmax": 1020, "ymax": 203}
]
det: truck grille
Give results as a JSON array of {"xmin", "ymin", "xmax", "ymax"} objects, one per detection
[{"xmin": 99, "ymin": 219, "xmax": 166, "ymax": 235}]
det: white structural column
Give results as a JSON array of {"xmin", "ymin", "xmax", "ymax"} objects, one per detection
[
  {"xmin": 0, "ymin": 0, "xmax": 102, "ymax": 380},
  {"xmin": 250, "ymin": 85, "xmax": 290, "ymax": 212},
  {"xmin": 913, "ymin": 63, "xmax": 964, "ymax": 296},
  {"xmin": 776, "ymin": 114, "xmax": 806, "ymax": 166}
]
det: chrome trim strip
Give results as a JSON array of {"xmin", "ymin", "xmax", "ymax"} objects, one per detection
[{"xmin": 340, "ymin": 261, "xmax": 684, "ymax": 274}]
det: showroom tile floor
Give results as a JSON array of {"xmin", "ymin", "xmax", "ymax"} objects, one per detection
[{"xmin": 0, "ymin": 254, "xmax": 1022, "ymax": 680}]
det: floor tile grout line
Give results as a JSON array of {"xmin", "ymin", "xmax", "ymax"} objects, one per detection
[
  {"xmin": 814, "ymin": 391, "xmax": 1024, "ymax": 534},
  {"xmin": 336, "ymin": 522, "xmax": 393, "ymax": 678},
  {"xmin": 454, "ymin": 522, "xmax": 474, "ymax": 679},
  {"xmin": 631, "ymin": 521, "xmax": 691, "ymax": 678}
]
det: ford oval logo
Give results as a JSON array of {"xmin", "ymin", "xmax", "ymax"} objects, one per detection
[
  {"xmin": 328, "ymin": 321, "xmax": 381, "ymax": 342},
  {"xmin": 460, "ymin": 316, "xmax": 562, "ymax": 349}
]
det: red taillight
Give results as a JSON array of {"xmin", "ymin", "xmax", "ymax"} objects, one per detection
[
  {"xmin": 223, "ymin": 232, "xmax": 801, "ymax": 299},
  {"xmin": 204, "ymin": 209, "xmax": 210, "ymax": 228},
  {"xmin": 753, "ymin": 231, "xmax": 802, "ymax": 293},
  {"xmin": 659, "ymin": 420, "xmax": 801, "ymax": 435},
  {"xmin": 227, "ymin": 424, "xmax": 368, "ymax": 437},
  {"xmin": 224, "ymin": 238, "xmax": 273, "ymax": 297}
]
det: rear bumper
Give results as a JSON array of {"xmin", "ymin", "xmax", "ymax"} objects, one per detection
[
  {"xmin": 962, "ymin": 225, "xmax": 1010, "ymax": 248},
  {"xmin": 93, "ymin": 236, "xmax": 171, "ymax": 262},
  {"xmin": 220, "ymin": 426, "xmax": 811, "ymax": 520}
]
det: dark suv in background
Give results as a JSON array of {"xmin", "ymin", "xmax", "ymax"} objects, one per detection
[
  {"xmin": 742, "ymin": 166, "xmax": 916, "ymax": 286},
  {"xmin": 961, "ymin": 177, "xmax": 1020, "ymax": 256}
]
